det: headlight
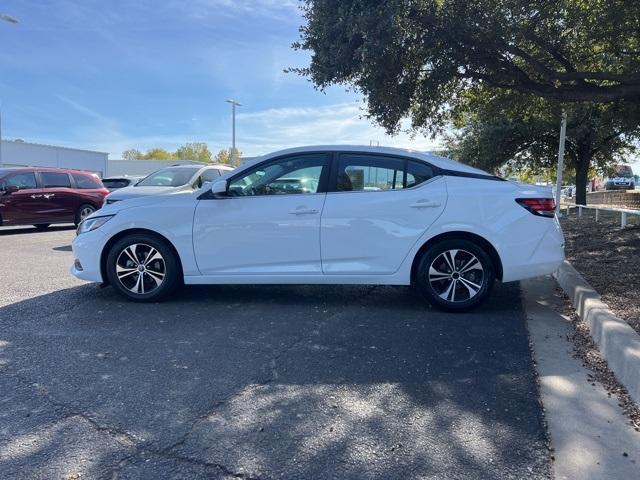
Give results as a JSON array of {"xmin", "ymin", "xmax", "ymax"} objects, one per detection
[{"xmin": 77, "ymin": 215, "xmax": 114, "ymax": 235}]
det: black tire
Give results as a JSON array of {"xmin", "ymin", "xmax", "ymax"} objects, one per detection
[
  {"xmin": 75, "ymin": 204, "xmax": 96, "ymax": 226},
  {"xmin": 106, "ymin": 233, "xmax": 181, "ymax": 302},
  {"xmin": 414, "ymin": 239, "xmax": 495, "ymax": 312},
  {"xmin": 33, "ymin": 224, "xmax": 50, "ymax": 230}
]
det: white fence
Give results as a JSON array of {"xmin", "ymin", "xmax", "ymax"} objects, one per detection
[{"xmin": 562, "ymin": 204, "xmax": 640, "ymax": 228}]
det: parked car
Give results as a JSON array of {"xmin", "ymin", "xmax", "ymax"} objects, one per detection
[
  {"xmin": 604, "ymin": 164, "xmax": 636, "ymax": 190},
  {"xmin": 104, "ymin": 164, "xmax": 233, "ymax": 205},
  {"xmin": 0, "ymin": 167, "xmax": 108, "ymax": 229},
  {"xmin": 102, "ymin": 176, "xmax": 144, "ymax": 192},
  {"xmin": 71, "ymin": 146, "xmax": 565, "ymax": 311}
]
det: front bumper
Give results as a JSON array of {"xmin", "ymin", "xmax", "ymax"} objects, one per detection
[{"xmin": 70, "ymin": 229, "xmax": 108, "ymax": 282}]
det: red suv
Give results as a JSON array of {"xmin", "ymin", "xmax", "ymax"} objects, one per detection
[{"xmin": 0, "ymin": 167, "xmax": 108, "ymax": 230}]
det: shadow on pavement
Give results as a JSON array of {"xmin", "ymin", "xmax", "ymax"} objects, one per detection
[
  {"xmin": 0, "ymin": 225, "xmax": 76, "ymax": 236},
  {"xmin": 0, "ymin": 281, "xmax": 551, "ymax": 479}
]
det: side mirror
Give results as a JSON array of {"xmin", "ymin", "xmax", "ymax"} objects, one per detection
[
  {"xmin": 3, "ymin": 185, "xmax": 19, "ymax": 194},
  {"xmin": 211, "ymin": 179, "xmax": 228, "ymax": 197}
]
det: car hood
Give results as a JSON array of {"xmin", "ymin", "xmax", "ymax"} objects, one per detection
[
  {"xmin": 105, "ymin": 185, "xmax": 187, "ymax": 201},
  {"xmin": 96, "ymin": 190, "xmax": 193, "ymax": 217}
]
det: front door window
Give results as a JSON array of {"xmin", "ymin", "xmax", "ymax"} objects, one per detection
[{"xmin": 228, "ymin": 154, "xmax": 327, "ymax": 196}]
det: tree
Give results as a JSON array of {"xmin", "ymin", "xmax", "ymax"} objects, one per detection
[
  {"xmin": 294, "ymin": 0, "xmax": 640, "ymax": 133},
  {"xmin": 214, "ymin": 148, "xmax": 242, "ymax": 166},
  {"xmin": 446, "ymin": 91, "xmax": 640, "ymax": 204},
  {"xmin": 142, "ymin": 148, "xmax": 173, "ymax": 160},
  {"xmin": 174, "ymin": 142, "xmax": 213, "ymax": 163},
  {"xmin": 122, "ymin": 148, "xmax": 143, "ymax": 161}
]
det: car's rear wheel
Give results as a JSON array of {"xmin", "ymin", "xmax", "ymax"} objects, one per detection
[
  {"xmin": 106, "ymin": 233, "xmax": 180, "ymax": 302},
  {"xmin": 75, "ymin": 204, "xmax": 96, "ymax": 226},
  {"xmin": 415, "ymin": 239, "xmax": 495, "ymax": 312},
  {"xmin": 33, "ymin": 224, "xmax": 50, "ymax": 230}
]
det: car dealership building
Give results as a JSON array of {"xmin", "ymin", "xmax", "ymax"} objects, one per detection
[{"xmin": 0, "ymin": 139, "xmax": 108, "ymax": 177}]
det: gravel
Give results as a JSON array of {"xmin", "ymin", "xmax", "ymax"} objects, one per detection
[
  {"xmin": 558, "ymin": 291, "xmax": 640, "ymax": 433},
  {"xmin": 560, "ymin": 211, "xmax": 640, "ymax": 334}
]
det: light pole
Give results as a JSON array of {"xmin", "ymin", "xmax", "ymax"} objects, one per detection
[
  {"xmin": 554, "ymin": 111, "xmax": 567, "ymax": 216},
  {"xmin": 225, "ymin": 99, "xmax": 241, "ymax": 166},
  {"xmin": 0, "ymin": 13, "xmax": 18, "ymax": 168}
]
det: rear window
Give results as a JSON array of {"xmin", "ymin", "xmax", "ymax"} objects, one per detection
[
  {"xmin": 40, "ymin": 172, "xmax": 71, "ymax": 188},
  {"xmin": 102, "ymin": 179, "xmax": 130, "ymax": 189},
  {"xmin": 72, "ymin": 173, "xmax": 102, "ymax": 189}
]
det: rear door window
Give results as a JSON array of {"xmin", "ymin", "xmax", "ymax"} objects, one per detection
[
  {"xmin": 335, "ymin": 154, "xmax": 405, "ymax": 191},
  {"xmin": 40, "ymin": 172, "xmax": 71, "ymax": 188},
  {"xmin": 4, "ymin": 172, "xmax": 37, "ymax": 189},
  {"xmin": 72, "ymin": 173, "xmax": 102, "ymax": 189}
]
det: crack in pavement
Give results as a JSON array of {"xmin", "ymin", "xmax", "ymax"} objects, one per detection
[{"xmin": 1, "ymin": 306, "xmax": 337, "ymax": 480}]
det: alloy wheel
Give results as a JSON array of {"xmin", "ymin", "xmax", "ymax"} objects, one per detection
[
  {"xmin": 80, "ymin": 206, "xmax": 95, "ymax": 220},
  {"xmin": 115, "ymin": 243, "xmax": 166, "ymax": 295},
  {"xmin": 428, "ymin": 249, "xmax": 485, "ymax": 303}
]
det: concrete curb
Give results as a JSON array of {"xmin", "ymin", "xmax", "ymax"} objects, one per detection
[{"xmin": 554, "ymin": 260, "xmax": 640, "ymax": 405}]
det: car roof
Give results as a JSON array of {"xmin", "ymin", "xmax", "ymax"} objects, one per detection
[
  {"xmin": 0, "ymin": 166, "xmax": 98, "ymax": 175},
  {"xmin": 241, "ymin": 145, "xmax": 489, "ymax": 175}
]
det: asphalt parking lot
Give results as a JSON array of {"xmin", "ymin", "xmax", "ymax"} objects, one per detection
[{"xmin": 0, "ymin": 226, "xmax": 551, "ymax": 479}]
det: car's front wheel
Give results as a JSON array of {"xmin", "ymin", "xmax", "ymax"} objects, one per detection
[
  {"xmin": 415, "ymin": 239, "xmax": 495, "ymax": 312},
  {"xmin": 106, "ymin": 233, "xmax": 181, "ymax": 302}
]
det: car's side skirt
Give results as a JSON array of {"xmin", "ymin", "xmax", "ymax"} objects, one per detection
[{"xmin": 183, "ymin": 274, "xmax": 410, "ymax": 285}]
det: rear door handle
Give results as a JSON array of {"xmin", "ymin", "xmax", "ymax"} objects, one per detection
[
  {"xmin": 30, "ymin": 194, "xmax": 42, "ymax": 199},
  {"xmin": 43, "ymin": 193, "xmax": 55, "ymax": 199},
  {"xmin": 289, "ymin": 208, "xmax": 319, "ymax": 215},
  {"xmin": 410, "ymin": 200, "xmax": 441, "ymax": 208}
]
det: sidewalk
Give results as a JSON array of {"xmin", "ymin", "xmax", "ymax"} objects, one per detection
[{"xmin": 522, "ymin": 276, "xmax": 640, "ymax": 480}]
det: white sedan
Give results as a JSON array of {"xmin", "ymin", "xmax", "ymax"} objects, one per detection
[{"xmin": 71, "ymin": 146, "xmax": 564, "ymax": 311}]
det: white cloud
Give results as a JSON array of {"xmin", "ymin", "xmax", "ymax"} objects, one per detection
[
  {"xmin": 235, "ymin": 102, "xmax": 442, "ymax": 156},
  {"xmin": 42, "ymin": 99, "xmax": 442, "ymax": 159}
]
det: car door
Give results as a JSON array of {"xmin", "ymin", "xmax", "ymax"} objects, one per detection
[
  {"xmin": 37, "ymin": 171, "xmax": 76, "ymax": 222},
  {"xmin": 321, "ymin": 153, "xmax": 447, "ymax": 275},
  {"xmin": 0, "ymin": 171, "xmax": 43, "ymax": 224},
  {"xmin": 193, "ymin": 153, "xmax": 330, "ymax": 275}
]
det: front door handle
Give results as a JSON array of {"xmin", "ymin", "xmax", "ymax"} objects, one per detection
[
  {"xmin": 43, "ymin": 193, "xmax": 55, "ymax": 199},
  {"xmin": 30, "ymin": 194, "xmax": 43, "ymax": 199},
  {"xmin": 289, "ymin": 208, "xmax": 319, "ymax": 215},
  {"xmin": 410, "ymin": 200, "xmax": 441, "ymax": 208}
]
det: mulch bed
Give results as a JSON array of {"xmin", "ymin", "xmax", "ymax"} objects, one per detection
[{"xmin": 560, "ymin": 211, "xmax": 640, "ymax": 335}]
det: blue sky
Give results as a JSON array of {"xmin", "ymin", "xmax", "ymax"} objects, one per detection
[{"xmin": 0, "ymin": 0, "xmax": 440, "ymax": 158}]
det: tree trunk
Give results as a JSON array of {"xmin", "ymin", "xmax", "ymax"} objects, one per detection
[{"xmin": 574, "ymin": 147, "xmax": 592, "ymax": 206}]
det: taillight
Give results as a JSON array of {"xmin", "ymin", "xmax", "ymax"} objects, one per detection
[{"xmin": 516, "ymin": 198, "xmax": 556, "ymax": 218}]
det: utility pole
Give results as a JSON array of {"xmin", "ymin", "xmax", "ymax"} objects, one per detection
[
  {"xmin": 0, "ymin": 14, "xmax": 19, "ymax": 167},
  {"xmin": 225, "ymin": 99, "xmax": 241, "ymax": 166},
  {"xmin": 555, "ymin": 111, "xmax": 567, "ymax": 216}
]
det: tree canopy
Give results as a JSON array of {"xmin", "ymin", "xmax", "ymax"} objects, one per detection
[
  {"xmin": 295, "ymin": 0, "xmax": 640, "ymax": 134},
  {"xmin": 214, "ymin": 148, "xmax": 242, "ymax": 166},
  {"xmin": 445, "ymin": 90, "xmax": 640, "ymax": 203},
  {"xmin": 122, "ymin": 142, "xmax": 215, "ymax": 163}
]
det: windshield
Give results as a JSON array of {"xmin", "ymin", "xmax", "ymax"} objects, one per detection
[
  {"xmin": 136, "ymin": 167, "xmax": 200, "ymax": 187},
  {"xmin": 615, "ymin": 165, "xmax": 634, "ymax": 178}
]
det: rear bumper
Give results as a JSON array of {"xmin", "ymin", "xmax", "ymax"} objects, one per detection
[
  {"xmin": 70, "ymin": 229, "xmax": 107, "ymax": 283},
  {"xmin": 502, "ymin": 218, "xmax": 565, "ymax": 282}
]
